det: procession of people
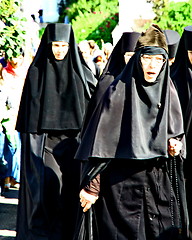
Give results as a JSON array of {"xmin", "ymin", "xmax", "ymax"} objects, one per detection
[{"xmin": 1, "ymin": 4, "xmax": 192, "ymax": 240}]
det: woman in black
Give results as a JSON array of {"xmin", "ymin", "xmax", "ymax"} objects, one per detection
[
  {"xmin": 171, "ymin": 25, "xmax": 192, "ymax": 239},
  {"xmin": 74, "ymin": 25, "xmax": 189, "ymax": 240},
  {"xmin": 81, "ymin": 31, "xmax": 140, "ymax": 135},
  {"xmin": 15, "ymin": 23, "xmax": 97, "ymax": 240}
]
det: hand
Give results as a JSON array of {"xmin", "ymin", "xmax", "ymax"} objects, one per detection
[
  {"xmin": 79, "ymin": 189, "xmax": 98, "ymax": 212},
  {"xmin": 168, "ymin": 138, "xmax": 183, "ymax": 157}
]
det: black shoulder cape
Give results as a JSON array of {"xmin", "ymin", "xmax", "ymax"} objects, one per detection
[
  {"xmin": 76, "ymin": 46, "xmax": 184, "ymax": 161},
  {"xmin": 16, "ymin": 23, "xmax": 97, "ymax": 133}
]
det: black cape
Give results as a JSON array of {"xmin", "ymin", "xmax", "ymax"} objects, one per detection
[
  {"xmin": 16, "ymin": 23, "xmax": 97, "ymax": 133},
  {"xmin": 76, "ymin": 46, "xmax": 185, "ymax": 161}
]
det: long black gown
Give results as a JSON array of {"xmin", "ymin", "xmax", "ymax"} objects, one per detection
[
  {"xmin": 171, "ymin": 25, "xmax": 192, "ymax": 239},
  {"xmin": 15, "ymin": 23, "xmax": 97, "ymax": 240}
]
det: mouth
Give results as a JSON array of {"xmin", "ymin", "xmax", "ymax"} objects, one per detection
[{"xmin": 146, "ymin": 72, "xmax": 156, "ymax": 77}]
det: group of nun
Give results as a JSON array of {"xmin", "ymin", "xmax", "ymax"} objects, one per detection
[{"xmin": 15, "ymin": 22, "xmax": 192, "ymax": 240}]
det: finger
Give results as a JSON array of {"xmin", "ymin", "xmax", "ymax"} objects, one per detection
[
  {"xmin": 169, "ymin": 150, "xmax": 175, "ymax": 156},
  {"xmin": 80, "ymin": 197, "xmax": 85, "ymax": 203},
  {"xmin": 81, "ymin": 200, "xmax": 88, "ymax": 207},
  {"xmin": 83, "ymin": 202, "xmax": 92, "ymax": 212}
]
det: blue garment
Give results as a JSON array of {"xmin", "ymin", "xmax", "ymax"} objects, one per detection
[
  {"xmin": 0, "ymin": 131, "xmax": 8, "ymax": 176},
  {"xmin": 11, "ymin": 131, "xmax": 21, "ymax": 182},
  {"xmin": 0, "ymin": 132, "xmax": 5, "ymax": 159},
  {"xmin": 0, "ymin": 57, "xmax": 7, "ymax": 68},
  {"xmin": 3, "ymin": 131, "xmax": 21, "ymax": 182}
]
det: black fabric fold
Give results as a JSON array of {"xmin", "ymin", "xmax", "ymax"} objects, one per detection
[
  {"xmin": 16, "ymin": 23, "xmax": 97, "ymax": 133},
  {"xmin": 75, "ymin": 47, "xmax": 185, "ymax": 161}
]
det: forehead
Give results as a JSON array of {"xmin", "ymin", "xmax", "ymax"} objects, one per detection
[
  {"xmin": 124, "ymin": 52, "xmax": 134, "ymax": 56},
  {"xmin": 142, "ymin": 54, "xmax": 164, "ymax": 58},
  {"xmin": 52, "ymin": 41, "xmax": 69, "ymax": 46}
]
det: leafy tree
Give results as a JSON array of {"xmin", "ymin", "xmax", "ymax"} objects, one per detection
[
  {"xmin": 59, "ymin": 0, "xmax": 119, "ymax": 46},
  {"xmin": 147, "ymin": 0, "xmax": 169, "ymax": 21},
  {"xmin": 0, "ymin": 0, "xmax": 27, "ymax": 60},
  {"xmin": 147, "ymin": 0, "xmax": 192, "ymax": 35}
]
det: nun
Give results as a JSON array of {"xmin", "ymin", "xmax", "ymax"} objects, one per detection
[
  {"xmin": 81, "ymin": 31, "xmax": 140, "ymax": 134},
  {"xmin": 171, "ymin": 25, "xmax": 192, "ymax": 239},
  {"xmin": 15, "ymin": 23, "xmax": 97, "ymax": 240},
  {"xmin": 74, "ymin": 25, "xmax": 189, "ymax": 240},
  {"xmin": 163, "ymin": 29, "xmax": 180, "ymax": 66}
]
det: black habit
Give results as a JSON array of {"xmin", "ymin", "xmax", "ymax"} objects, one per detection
[
  {"xmin": 15, "ymin": 23, "xmax": 97, "ymax": 240},
  {"xmin": 171, "ymin": 25, "xmax": 192, "ymax": 239},
  {"xmin": 74, "ymin": 25, "xmax": 189, "ymax": 240}
]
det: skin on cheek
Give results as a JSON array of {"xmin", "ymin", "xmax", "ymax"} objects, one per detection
[{"xmin": 188, "ymin": 51, "xmax": 192, "ymax": 65}]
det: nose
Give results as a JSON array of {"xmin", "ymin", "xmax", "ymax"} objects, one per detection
[
  {"xmin": 58, "ymin": 47, "xmax": 63, "ymax": 52},
  {"xmin": 149, "ymin": 58, "xmax": 156, "ymax": 68}
]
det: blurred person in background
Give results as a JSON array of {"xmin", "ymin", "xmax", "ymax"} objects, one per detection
[
  {"xmin": 0, "ymin": 49, "xmax": 29, "ymax": 193},
  {"xmin": 171, "ymin": 25, "xmax": 192, "ymax": 238},
  {"xmin": 79, "ymin": 40, "xmax": 101, "ymax": 79},
  {"xmin": 163, "ymin": 29, "xmax": 180, "ymax": 66},
  {"xmin": 102, "ymin": 41, "xmax": 113, "ymax": 62}
]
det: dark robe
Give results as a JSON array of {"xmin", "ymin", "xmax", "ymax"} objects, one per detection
[
  {"xmin": 15, "ymin": 23, "xmax": 97, "ymax": 240},
  {"xmin": 73, "ymin": 45, "xmax": 189, "ymax": 240},
  {"xmin": 171, "ymin": 26, "xmax": 192, "ymax": 239}
]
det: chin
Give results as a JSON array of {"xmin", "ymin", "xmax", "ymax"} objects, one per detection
[{"xmin": 145, "ymin": 78, "xmax": 156, "ymax": 82}]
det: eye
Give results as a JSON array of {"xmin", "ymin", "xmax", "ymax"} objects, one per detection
[
  {"xmin": 144, "ymin": 56, "xmax": 151, "ymax": 60},
  {"xmin": 156, "ymin": 57, "xmax": 163, "ymax": 61}
]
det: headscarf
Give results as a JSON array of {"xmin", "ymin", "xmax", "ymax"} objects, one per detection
[
  {"xmin": 16, "ymin": 23, "xmax": 97, "ymax": 133},
  {"xmin": 75, "ymin": 25, "xmax": 184, "ymax": 161},
  {"xmin": 100, "ymin": 31, "xmax": 141, "ymax": 84},
  {"xmin": 163, "ymin": 29, "xmax": 180, "ymax": 59}
]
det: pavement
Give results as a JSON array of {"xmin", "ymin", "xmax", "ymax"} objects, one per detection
[{"xmin": 0, "ymin": 187, "xmax": 19, "ymax": 240}]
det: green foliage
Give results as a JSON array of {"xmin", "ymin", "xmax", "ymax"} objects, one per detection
[
  {"xmin": 60, "ymin": 0, "xmax": 119, "ymax": 46},
  {"xmin": 148, "ymin": 0, "xmax": 192, "ymax": 36},
  {"xmin": 147, "ymin": 0, "xmax": 169, "ymax": 20},
  {"xmin": 39, "ymin": 27, "xmax": 46, "ymax": 39},
  {"xmin": 0, "ymin": 0, "xmax": 20, "ymax": 20},
  {"xmin": 0, "ymin": 0, "xmax": 27, "ymax": 60}
]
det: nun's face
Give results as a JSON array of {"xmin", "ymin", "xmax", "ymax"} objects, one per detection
[
  {"xmin": 187, "ymin": 51, "xmax": 192, "ymax": 65},
  {"xmin": 52, "ymin": 41, "xmax": 69, "ymax": 60},
  {"xmin": 140, "ymin": 54, "xmax": 165, "ymax": 82}
]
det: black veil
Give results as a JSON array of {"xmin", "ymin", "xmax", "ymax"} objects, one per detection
[{"xmin": 16, "ymin": 23, "xmax": 96, "ymax": 133}]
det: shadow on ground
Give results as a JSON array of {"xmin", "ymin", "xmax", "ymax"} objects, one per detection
[{"xmin": 0, "ymin": 188, "xmax": 19, "ymax": 240}]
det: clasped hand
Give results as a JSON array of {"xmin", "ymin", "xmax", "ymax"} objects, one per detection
[
  {"xmin": 79, "ymin": 189, "xmax": 98, "ymax": 212},
  {"xmin": 168, "ymin": 138, "xmax": 182, "ymax": 157}
]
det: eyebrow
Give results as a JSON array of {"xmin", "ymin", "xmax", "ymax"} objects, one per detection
[
  {"xmin": 52, "ymin": 43, "xmax": 69, "ymax": 46},
  {"xmin": 142, "ymin": 55, "xmax": 164, "ymax": 58}
]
